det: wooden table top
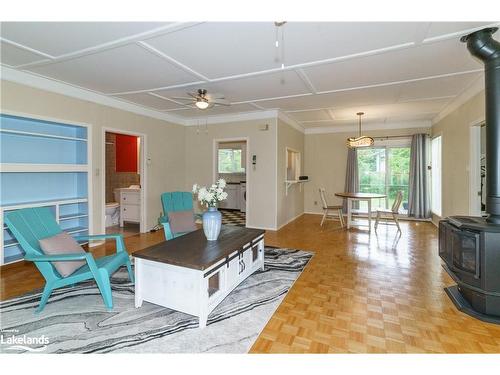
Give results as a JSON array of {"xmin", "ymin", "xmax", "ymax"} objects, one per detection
[
  {"xmin": 334, "ymin": 192, "xmax": 387, "ymax": 199},
  {"xmin": 133, "ymin": 226, "xmax": 265, "ymax": 271}
]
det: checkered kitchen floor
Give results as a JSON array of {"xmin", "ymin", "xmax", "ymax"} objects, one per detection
[{"xmin": 220, "ymin": 209, "xmax": 246, "ymax": 226}]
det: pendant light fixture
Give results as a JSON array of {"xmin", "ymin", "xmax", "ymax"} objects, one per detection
[
  {"xmin": 274, "ymin": 21, "xmax": 287, "ymax": 84},
  {"xmin": 346, "ymin": 112, "xmax": 374, "ymax": 148}
]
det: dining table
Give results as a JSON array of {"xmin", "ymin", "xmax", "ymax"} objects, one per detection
[{"xmin": 334, "ymin": 192, "xmax": 387, "ymax": 230}]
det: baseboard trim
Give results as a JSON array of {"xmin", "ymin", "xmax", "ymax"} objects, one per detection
[
  {"xmin": 277, "ymin": 212, "xmax": 305, "ymax": 230},
  {"xmin": 246, "ymin": 224, "xmax": 278, "ymax": 231}
]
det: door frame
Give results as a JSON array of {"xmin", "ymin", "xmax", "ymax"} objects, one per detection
[
  {"xmin": 469, "ymin": 118, "xmax": 486, "ymax": 216},
  {"xmin": 212, "ymin": 137, "xmax": 250, "ymax": 216},
  {"xmin": 101, "ymin": 127, "xmax": 147, "ymax": 234}
]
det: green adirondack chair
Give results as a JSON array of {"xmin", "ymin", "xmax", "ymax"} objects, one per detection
[
  {"xmin": 159, "ymin": 191, "xmax": 200, "ymax": 240},
  {"xmin": 4, "ymin": 207, "xmax": 134, "ymax": 313}
]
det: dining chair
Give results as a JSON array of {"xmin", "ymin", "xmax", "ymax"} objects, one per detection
[
  {"xmin": 374, "ymin": 191, "xmax": 404, "ymax": 232},
  {"xmin": 319, "ymin": 188, "xmax": 344, "ymax": 228},
  {"xmin": 4, "ymin": 207, "xmax": 134, "ymax": 313}
]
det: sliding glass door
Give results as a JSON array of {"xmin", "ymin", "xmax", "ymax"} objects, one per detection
[{"xmin": 357, "ymin": 145, "xmax": 410, "ymax": 212}]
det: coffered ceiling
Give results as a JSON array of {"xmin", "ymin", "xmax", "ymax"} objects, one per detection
[{"xmin": 1, "ymin": 21, "xmax": 498, "ymax": 129}]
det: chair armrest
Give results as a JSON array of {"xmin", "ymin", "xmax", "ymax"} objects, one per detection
[
  {"xmin": 25, "ymin": 253, "xmax": 88, "ymax": 262},
  {"xmin": 73, "ymin": 234, "xmax": 126, "ymax": 253},
  {"xmin": 159, "ymin": 216, "xmax": 168, "ymax": 224}
]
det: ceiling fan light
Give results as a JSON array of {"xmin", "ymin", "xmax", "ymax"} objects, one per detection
[{"xmin": 195, "ymin": 100, "xmax": 209, "ymax": 110}]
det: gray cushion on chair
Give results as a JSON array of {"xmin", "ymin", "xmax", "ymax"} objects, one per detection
[
  {"xmin": 39, "ymin": 232, "xmax": 86, "ymax": 277},
  {"xmin": 167, "ymin": 210, "xmax": 197, "ymax": 235}
]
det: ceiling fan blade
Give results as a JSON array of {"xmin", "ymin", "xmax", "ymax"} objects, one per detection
[
  {"xmin": 212, "ymin": 99, "xmax": 231, "ymax": 106},
  {"xmin": 206, "ymin": 93, "xmax": 225, "ymax": 99},
  {"xmin": 187, "ymin": 92, "xmax": 200, "ymax": 98},
  {"xmin": 171, "ymin": 96, "xmax": 194, "ymax": 101}
]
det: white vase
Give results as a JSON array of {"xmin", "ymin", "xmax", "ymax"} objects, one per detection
[{"xmin": 202, "ymin": 207, "xmax": 222, "ymax": 241}]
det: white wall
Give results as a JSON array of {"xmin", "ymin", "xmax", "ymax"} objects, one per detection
[
  {"xmin": 184, "ymin": 119, "xmax": 277, "ymax": 230},
  {"xmin": 304, "ymin": 126, "xmax": 431, "ymax": 214},
  {"xmin": 276, "ymin": 119, "xmax": 305, "ymax": 228}
]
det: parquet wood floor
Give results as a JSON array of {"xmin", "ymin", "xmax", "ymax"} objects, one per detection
[{"xmin": 2, "ymin": 215, "xmax": 500, "ymax": 353}]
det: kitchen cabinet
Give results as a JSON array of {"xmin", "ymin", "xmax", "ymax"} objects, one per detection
[{"xmin": 219, "ymin": 184, "xmax": 240, "ymax": 210}]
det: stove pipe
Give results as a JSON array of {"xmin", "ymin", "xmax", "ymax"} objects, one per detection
[{"xmin": 461, "ymin": 28, "xmax": 500, "ymax": 223}]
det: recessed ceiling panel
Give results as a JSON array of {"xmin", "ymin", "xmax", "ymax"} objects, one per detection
[
  {"xmin": 113, "ymin": 93, "xmax": 185, "ymax": 110},
  {"xmin": 1, "ymin": 22, "xmax": 168, "ymax": 56},
  {"xmin": 0, "ymin": 41, "xmax": 48, "ymax": 66},
  {"xmin": 396, "ymin": 72, "xmax": 482, "ymax": 101},
  {"xmin": 145, "ymin": 22, "xmax": 423, "ymax": 79},
  {"xmin": 155, "ymin": 70, "xmax": 310, "ymax": 103},
  {"xmin": 26, "ymin": 44, "xmax": 200, "ymax": 94},
  {"xmin": 329, "ymin": 98, "xmax": 450, "ymax": 121},
  {"xmin": 304, "ymin": 38, "xmax": 482, "ymax": 93}
]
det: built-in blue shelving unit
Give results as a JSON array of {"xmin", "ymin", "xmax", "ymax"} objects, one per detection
[{"xmin": 0, "ymin": 113, "xmax": 91, "ymax": 265}]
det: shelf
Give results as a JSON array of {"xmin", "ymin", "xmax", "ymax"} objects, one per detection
[
  {"xmin": 1, "ymin": 163, "xmax": 88, "ymax": 172},
  {"xmin": 65, "ymin": 226, "xmax": 88, "ymax": 234},
  {"xmin": 4, "ymin": 238, "xmax": 19, "ymax": 248},
  {"xmin": 1, "ymin": 197, "xmax": 87, "ymax": 210},
  {"xmin": 0, "ymin": 129, "xmax": 87, "ymax": 142},
  {"xmin": 59, "ymin": 213, "xmax": 88, "ymax": 221},
  {"xmin": 285, "ymin": 179, "xmax": 310, "ymax": 195}
]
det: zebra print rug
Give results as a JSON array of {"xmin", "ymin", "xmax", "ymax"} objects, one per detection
[{"xmin": 0, "ymin": 247, "xmax": 312, "ymax": 354}]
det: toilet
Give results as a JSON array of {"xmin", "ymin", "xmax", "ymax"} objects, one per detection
[{"xmin": 105, "ymin": 189, "xmax": 121, "ymax": 227}]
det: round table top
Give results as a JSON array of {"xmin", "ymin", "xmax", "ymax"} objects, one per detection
[{"xmin": 334, "ymin": 192, "xmax": 387, "ymax": 199}]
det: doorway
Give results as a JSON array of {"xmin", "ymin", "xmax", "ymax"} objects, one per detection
[
  {"xmin": 213, "ymin": 138, "xmax": 249, "ymax": 227},
  {"xmin": 101, "ymin": 128, "xmax": 147, "ymax": 237}
]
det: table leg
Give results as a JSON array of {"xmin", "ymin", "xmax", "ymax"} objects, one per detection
[
  {"xmin": 368, "ymin": 199, "xmax": 372, "ymax": 231},
  {"xmin": 347, "ymin": 198, "xmax": 352, "ymax": 229}
]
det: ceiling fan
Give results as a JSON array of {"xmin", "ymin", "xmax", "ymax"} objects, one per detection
[{"xmin": 172, "ymin": 89, "xmax": 230, "ymax": 110}]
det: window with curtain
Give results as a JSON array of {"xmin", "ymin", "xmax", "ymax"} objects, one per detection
[
  {"xmin": 357, "ymin": 143, "xmax": 411, "ymax": 212},
  {"xmin": 431, "ymin": 136, "xmax": 442, "ymax": 216},
  {"xmin": 218, "ymin": 148, "xmax": 245, "ymax": 173}
]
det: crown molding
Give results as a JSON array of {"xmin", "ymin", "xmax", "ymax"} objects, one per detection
[
  {"xmin": 277, "ymin": 111, "xmax": 305, "ymax": 134},
  {"xmin": 431, "ymin": 74, "xmax": 485, "ymax": 125},
  {"xmin": 304, "ymin": 120, "xmax": 431, "ymax": 135},
  {"xmin": 0, "ymin": 65, "xmax": 188, "ymax": 125},
  {"xmin": 183, "ymin": 109, "xmax": 278, "ymax": 126}
]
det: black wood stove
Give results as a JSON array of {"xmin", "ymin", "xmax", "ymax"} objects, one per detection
[{"xmin": 439, "ymin": 27, "xmax": 500, "ymax": 323}]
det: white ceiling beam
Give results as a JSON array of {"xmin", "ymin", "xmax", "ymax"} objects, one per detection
[
  {"xmin": 148, "ymin": 92, "xmax": 190, "ymax": 106},
  {"xmin": 136, "ymin": 41, "xmax": 211, "ymax": 81},
  {"xmin": 316, "ymin": 69, "xmax": 482, "ymax": 95},
  {"xmin": 422, "ymin": 22, "xmax": 500, "ymax": 44},
  {"xmin": 294, "ymin": 69, "xmax": 317, "ymax": 94},
  {"xmin": 0, "ymin": 37, "xmax": 55, "ymax": 59},
  {"xmin": 14, "ymin": 22, "xmax": 204, "ymax": 69}
]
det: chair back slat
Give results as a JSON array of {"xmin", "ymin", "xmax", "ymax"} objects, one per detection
[
  {"xmin": 5, "ymin": 207, "xmax": 63, "ymax": 280},
  {"xmin": 319, "ymin": 188, "xmax": 329, "ymax": 209},
  {"xmin": 391, "ymin": 191, "xmax": 404, "ymax": 213},
  {"xmin": 161, "ymin": 192, "xmax": 194, "ymax": 218}
]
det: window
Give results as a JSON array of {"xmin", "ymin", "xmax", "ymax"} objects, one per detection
[
  {"xmin": 357, "ymin": 144, "xmax": 411, "ymax": 212},
  {"xmin": 218, "ymin": 148, "xmax": 245, "ymax": 174},
  {"xmin": 431, "ymin": 136, "xmax": 442, "ymax": 216}
]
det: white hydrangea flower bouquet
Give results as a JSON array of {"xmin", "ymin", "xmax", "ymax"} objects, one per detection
[{"xmin": 192, "ymin": 179, "xmax": 228, "ymax": 208}]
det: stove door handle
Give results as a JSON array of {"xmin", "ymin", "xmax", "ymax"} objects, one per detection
[{"xmin": 475, "ymin": 233, "xmax": 480, "ymax": 279}]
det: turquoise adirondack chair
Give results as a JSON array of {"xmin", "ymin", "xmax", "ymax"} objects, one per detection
[
  {"xmin": 4, "ymin": 207, "xmax": 134, "ymax": 313},
  {"xmin": 159, "ymin": 191, "xmax": 200, "ymax": 240}
]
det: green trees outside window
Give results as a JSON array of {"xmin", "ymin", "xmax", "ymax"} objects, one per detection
[{"xmin": 357, "ymin": 146, "xmax": 410, "ymax": 212}]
